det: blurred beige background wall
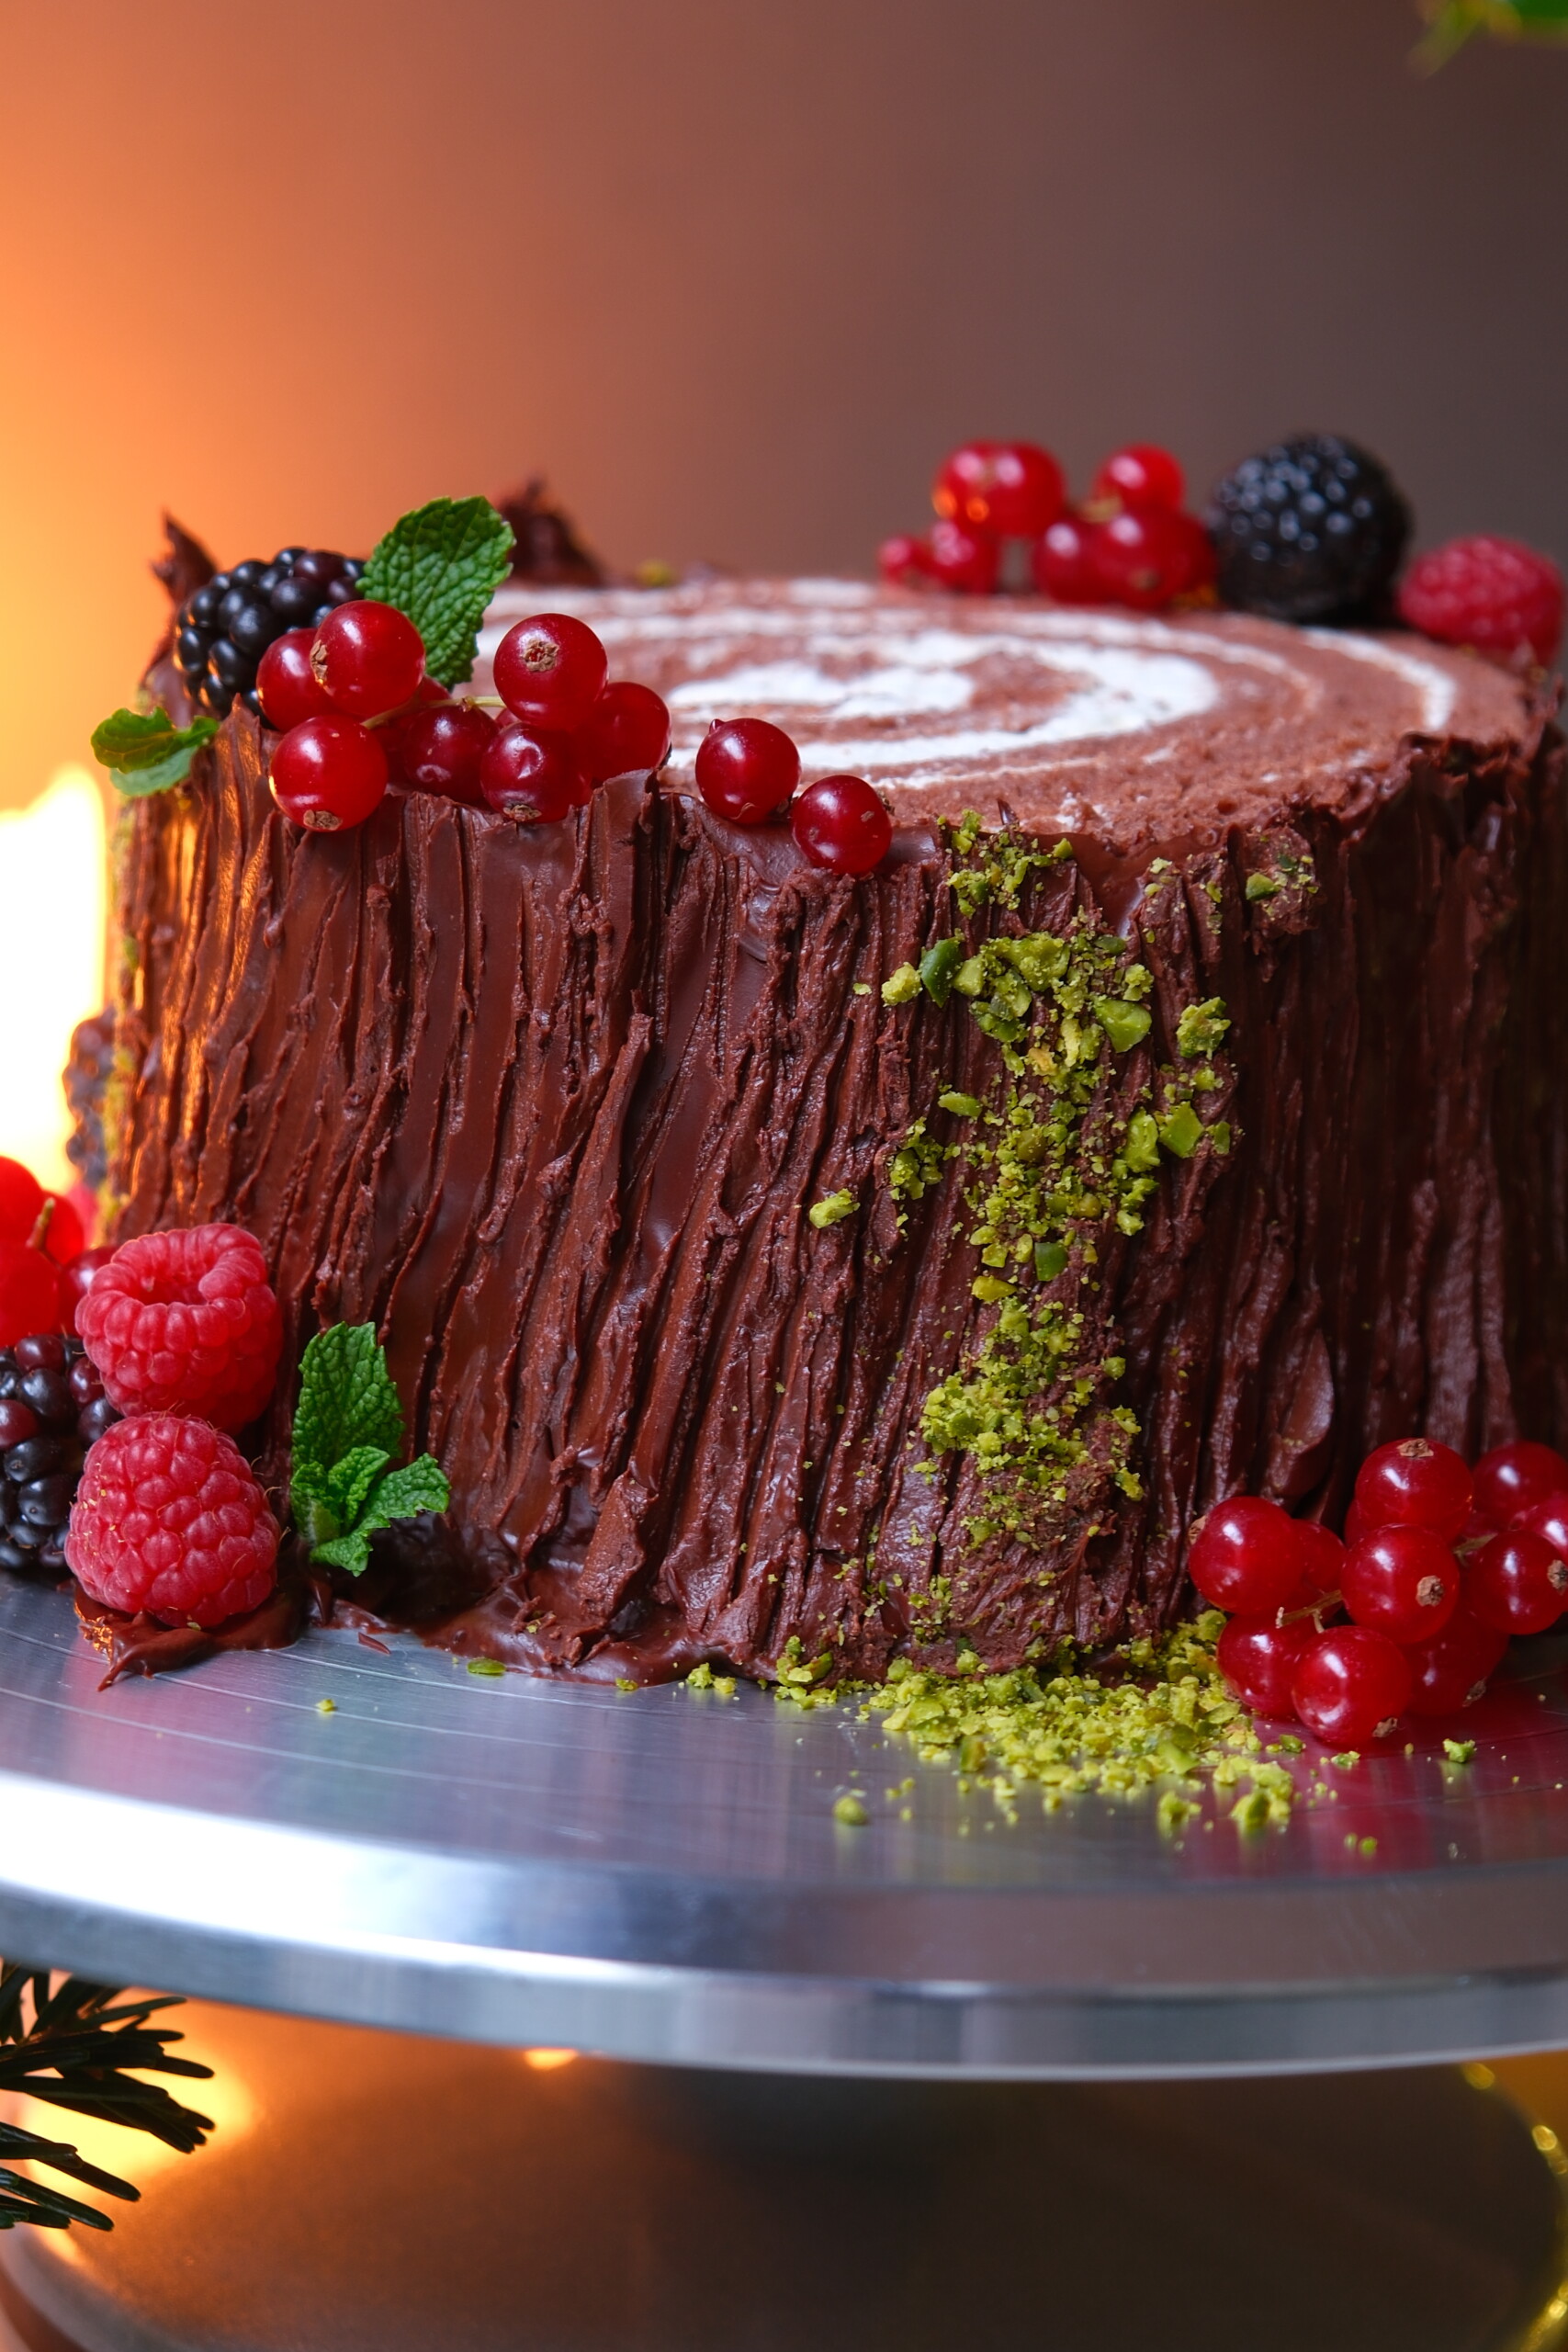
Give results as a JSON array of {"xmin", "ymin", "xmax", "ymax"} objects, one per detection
[{"xmin": 0, "ymin": 0, "xmax": 1562, "ymax": 809}]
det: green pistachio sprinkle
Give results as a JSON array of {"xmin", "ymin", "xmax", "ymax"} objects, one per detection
[
  {"xmin": 833, "ymin": 1793, "xmax": 871, "ymax": 1827},
  {"xmin": 687, "ymin": 1662, "xmax": 715, "ymax": 1689},
  {"xmin": 937, "ymin": 1090, "xmax": 983, "ymax": 1117},
  {"xmin": 1156, "ymin": 1101, "xmax": 1203, "ymax": 1159},
  {"xmin": 808, "ymin": 1190, "xmax": 858, "ymax": 1229},
  {"xmin": 615, "ymin": 1677, "xmax": 638, "ymax": 1691},
  {"xmin": 1175, "ymin": 997, "xmax": 1231, "ymax": 1057},
  {"xmin": 1245, "ymin": 872, "xmax": 1283, "ymax": 900},
  {"xmin": 852, "ymin": 981, "xmax": 872, "ymax": 996},
  {"xmin": 1443, "ymin": 1737, "xmax": 1476, "ymax": 1763},
  {"xmin": 466, "ymin": 1657, "xmax": 505, "ymax": 1677},
  {"xmin": 919, "ymin": 936, "xmax": 968, "ymax": 1005},
  {"xmin": 882, "ymin": 963, "xmax": 921, "ymax": 1006},
  {"xmin": 315, "ymin": 1697, "xmax": 337, "ymax": 1715},
  {"xmin": 1330, "ymin": 1750, "xmax": 1360, "ymax": 1770},
  {"xmin": 1094, "ymin": 997, "xmax": 1152, "ymax": 1052}
]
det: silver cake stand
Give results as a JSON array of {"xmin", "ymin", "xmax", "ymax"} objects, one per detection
[{"xmin": 2, "ymin": 1572, "xmax": 1568, "ymax": 2351}]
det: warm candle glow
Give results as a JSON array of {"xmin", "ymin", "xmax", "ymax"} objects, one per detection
[
  {"xmin": 520, "ymin": 2047, "xmax": 579, "ymax": 2071},
  {"xmin": 0, "ymin": 767, "xmax": 106, "ymax": 1191}
]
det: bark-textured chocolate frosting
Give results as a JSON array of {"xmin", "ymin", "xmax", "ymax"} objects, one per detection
[{"xmin": 107, "ymin": 582, "xmax": 1563, "ymax": 1679}]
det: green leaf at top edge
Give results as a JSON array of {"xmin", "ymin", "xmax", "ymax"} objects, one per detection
[
  {"xmin": 358, "ymin": 497, "xmax": 514, "ymax": 687},
  {"xmin": 291, "ymin": 1325, "xmax": 405, "ymax": 1503},
  {"xmin": 90, "ymin": 707, "xmax": 219, "ymax": 797}
]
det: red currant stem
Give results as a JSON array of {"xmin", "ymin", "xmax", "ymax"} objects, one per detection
[
  {"xmin": 26, "ymin": 1198, "xmax": 54, "ymax": 1252},
  {"xmin": 1280, "ymin": 1591, "xmax": 1341, "ymax": 1628},
  {"xmin": 362, "ymin": 691, "xmax": 459, "ymax": 732}
]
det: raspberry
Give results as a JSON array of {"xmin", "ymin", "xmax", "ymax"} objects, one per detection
[
  {"xmin": 1396, "ymin": 535, "xmax": 1564, "ymax": 668},
  {"xmin": 65, "ymin": 1414, "xmax": 278, "ymax": 1628},
  {"xmin": 77, "ymin": 1225, "xmax": 283, "ymax": 1431}
]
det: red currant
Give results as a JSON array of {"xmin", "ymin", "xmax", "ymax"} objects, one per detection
[
  {"xmin": 1032, "ymin": 515, "xmax": 1108, "ymax": 605},
  {"xmin": 1473, "ymin": 1440, "xmax": 1568, "ymax": 1528},
  {"xmin": 1343, "ymin": 1498, "xmax": 1367, "ymax": 1547},
  {"xmin": 878, "ymin": 534, "xmax": 933, "ymax": 589},
  {"xmin": 924, "ymin": 518, "xmax": 1001, "ymax": 595},
  {"xmin": 1186, "ymin": 1495, "xmax": 1303, "ymax": 1615},
  {"xmin": 310, "ymin": 600, "xmax": 426, "ymax": 720},
  {"xmin": 1355, "ymin": 1437, "xmax": 1472, "ymax": 1541},
  {"xmin": 1341, "ymin": 1524, "xmax": 1460, "ymax": 1644},
  {"xmin": 0, "ymin": 1159, "xmax": 44, "ymax": 1248},
  {"xmin": 493, "ymin": 614, "xmax": 608, "ymax": 732},
  {"xmin": 38, "ymin": 1192, "xmax": 85, "ymax": 1267},
  {"xmin": 1404, "ymin": 1605, "xmax": 1508, "ymax": 1717},
  {"xmin": 479, "ymin": 724, "xmax": 587, "ymax": 824},
  {"xmin": 1465, "ymin": 1529, "xmax": 1568, "ymax": 1636},
  {"xmin": 256, "ymin": 629, "xmax": 334, "ymax": 730},
  {"xmin": 790, "ymin": 775, "xmax": 893, "ymax": 876},
  {"xmin": 379, "ymin": 676, "xmax": 451, "ymax": 785},
  {"xmin": 1292, "ymin": 1625, "xmax": 1413, "ymax": 1747},
  {"xmin": 401, "ymin": 704, "xmax": 496, "ymax": 808},
  {"xmin": 694, "ymin": 718, "xmax": 800, "ymax": 825},
  {"xmin": 1089, "ymin": 445, "xmax": 1186, "ymax": 514},
  {"xmin": 1513, "ymin": 1491, "xmax": 1568, "ymax": 1562},
  {"xmin": 0, "ymin": 1243, "xmax": 63, "ymax": 1350},
  {"xmin": 60, "ymin": 1244, "xmax": 116, "ymax": 1337},
  {"xmin": 1295, "ymin": 1520, "xmax": 1348, "ymax": 1597},
  {"xmin": 1092, "ymin": 508, "xmax": 1215, "ymax": 611},
  {"xmin": 933, "ymin": 441, "xmax": 1065, "ymax": 538},
  {"xmin": 269, "ymin": 718, "xmax": 389, "ymax": 833},
  {"xmin": 579, "ymin": 682, "xmax": 672, "ymax": 783},
  {"xmin": 1216, "ymin": 1612, "xmax": 1314, "ymax": 1720}
]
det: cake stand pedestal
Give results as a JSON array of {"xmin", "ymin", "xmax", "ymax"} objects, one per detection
[{"xmin": 0, "ymin": 1578, "xmax": 1566, "ymax": 2346}]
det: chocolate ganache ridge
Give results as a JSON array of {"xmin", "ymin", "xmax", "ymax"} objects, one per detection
[{"xmin": 107, "ymin": 582, "xmax": 1562, "ymax": 1680}]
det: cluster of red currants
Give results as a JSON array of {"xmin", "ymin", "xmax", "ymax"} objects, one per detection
[
  {"xmin": 691, "ymin": 717, "xmax": 892, "ymax": 876},
  {"xmin": 261, "ymin": 604, "xmax": 674, "ymax": 833},
  {"xmin": 879, "ymin": 439, "xmax": 1216, "ymax": 614},
  {"xmin": 0, "ymin": 1157, "xmax": 113, "ymax": 1351},
  {"xmin": 1195, "ymin": 1437, "xmax": 1568, "ymax": 1749}
]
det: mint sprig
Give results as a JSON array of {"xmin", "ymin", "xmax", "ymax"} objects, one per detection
[
  {"xmin": 290, "ymin": 1324, "xmax": 450, "ymax": 1577},
  {"xmin": 358, "ymin": 497, "xmax": 514, "ymax": 687},
  {"xmin": 1416, "ymin": 0, "xmax": 1568, "ymax": 62},
  {"xmin": 91, "ymin": 707, "xmax": 219, "ymax": 797}
]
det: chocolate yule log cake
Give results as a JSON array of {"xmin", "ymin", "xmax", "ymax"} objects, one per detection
[{"xmin": 103, "ymin": 561, "xmax": 1562, "ymax": 1684}]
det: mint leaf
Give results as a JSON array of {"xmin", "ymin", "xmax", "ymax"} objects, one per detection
[
  {"xmin": 91, "ymin": 707, "xmax": 219, "ymax": 797},
  {"xmin": 325, "ymin": 1445, "xmax": 393, "ymax": 1530},
  {"xmin": 310, "ymin": 1456, "xmax": 451, "ymax": 1577},
  {"xmin": 359, "ymin": 497, "xmax": 514, "ymax": 687},
  {"xmin": 290, "ymin": 1324, "xmax": 404, "ymax": 1526}
]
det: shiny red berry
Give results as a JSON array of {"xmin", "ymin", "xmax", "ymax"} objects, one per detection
[
  {"xmin": 1473, "ymin": 1440, "xmax": 1568, "ymax": 1529},
  {"xmin": 1295, "ymin": 1520, "xmax": 1348, "ymax": 1597},
  {"xmin": 580, "ymin": 682, "xmax": 672, "ymax": 783},
  {"xmin": 1292, "ymin": 1625, "xmax": 1413, "ymax": 1747},
  {"xmin": 256, "ymin": 629, "xmax": 334, "ymax": 729},
  {"xmin": 493, "ymin": 613, "xmax": 608, "ymax": 731},
  {"xmin": 269, "ymin": 718, "xmax": 389, "ymax": 833},
  {"xmin": 1186, "ymin": 1495, "xmax": 1303, "ymax": 1615},
  {"xmin": 1465, "ymin": 1529, "xmax": 1568, "ymax": 1636},
  {"xmin": 0, "ymin": 1159, "xmax": 45, "ymax": 1249},
  {"xmin": 479, "ymin": 723, "xmax": 587, "ymax": 824},
  {"xmin": 1341, "ymin": 1524, "xmax": 1460, "ymax": 1644},
  {"xmin": 1092, "ymin": 508, "xmax": 1216, "ymax": 611},
  {"xmin": 1354, "ymin": 1437, "xmax": 1472, "ymax": 1540},
  {"xmin": 401, "ymin": 704, "xmax": 495, "ymax": 808},
  {"xmin": 1404, "ymin": 1605, "xmax": 1509, "ymax": 1717},
  {"xmin": 922, "ymin": 517, "xmax": 1000, "ymax": 595},
  {"xmin": 37, "ymin": 1193, "xmax": 84, "ymax": 1268},
  {"xmin": 1216, "ymin": 1612, "xmax": 1314, "ymax": 1720},
  {"xmin": 933, "ymin": 441, "xmax": 1065, "ymax": 538},
  {"xmin": 310, "ymin": 600, "xmax": 426, "ymax": 719},
  {"xmin": 1032, "ymin": 514, "xmax": 1108, "ymax": 605},
  {"xmin": 694, "ymin": 718, "xmax": 800, "ymax": 825},
  {"xmin": 878, "ymin": 534, "xmax": 933, "ymax": 589},
  {"xmin": 0, "ymin": 1244, "xmax": 63, "ymax": 1349},
  {"xmin": 1513, "ymin": 1490, "xmax": 1568, "ymax": 1563},
  {"xmin": 59, "ymin": 1245, "xmax": 116, "ymax": 1337},
  {"xmin": 1089, "ymin": 444, "xmax": 1186, "ymax": 514},
  {"xmin": 790, "ymin": 775, "xmax": 893, "ymax": 876},
  {"xmin": 1396, "ymin": 535, "xmax": 1564, "ymax": 668}
]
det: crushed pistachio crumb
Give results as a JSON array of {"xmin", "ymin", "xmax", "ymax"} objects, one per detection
[
  {"xmin": 315, "ymin": 1697, "xmax": 337, "ymax": 1715},
  {"xmin": 833, "ymin": 1793, "xmax": 871, "ymax": 1827},
  {"xmin": 808, "ymin": 1190, "xmax": 858, "ymax": 1229},
  {"xmin": 1443, "ymin": 1737, "xmax": 1476, "ymax": 1764},
  {"xmin": 852, "ymin": 981, "xmax": 872, "ymax": 996},
  {"xmin": 687, "ymin": 1662, "xmax": 715, "ymax": 1690},
  {"xmin": 1175, "ymin": 997, "xmax": 1231, "ymax": 1058},
  {"xmin": 467, "ymin": 1657, "xmax": 505, "ymax": 1678},
  {"xmin": 1330, "ymin": 1751, "xmax": 1360, "ymax": 1770},
  {"xmin": 615, "ymin": 1677, "xmax": 638, "ymax": 1691},
  {"xmin": 1245, "ymin": 872, "xmax": 1283, "ymax": 900},
  {"xmin": 882, "ymin": 962, "xmax": 921, "ymax": 1006}
]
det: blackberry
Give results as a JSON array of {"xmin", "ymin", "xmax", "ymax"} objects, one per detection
[
  {"xmin": 174, "ymin": 547, "xmax": 367, "ymax": 718},
  {"xmin": 0, "ymin": 1334, "xmax": 119, "ymax": 1577},
  {"xmin": 1205, "ymin": 435, "xmax": 1411, "ymax": 626},
  {"xmin": 64, "ymin": 1008, "xmax": 115, "ymax": 1192}
]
